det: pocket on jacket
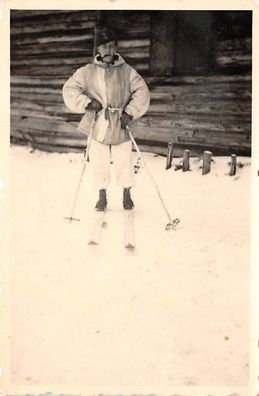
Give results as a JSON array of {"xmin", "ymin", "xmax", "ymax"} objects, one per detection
[{"xmin": 77, "ymin": 111, "xmax": 95, "ymax": 135}]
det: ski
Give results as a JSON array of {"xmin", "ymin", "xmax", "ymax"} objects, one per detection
[
  {"xmin": 124, "ymin": 210, "xmax": 135, "ymax": 250},
  {"xmin": 88, "ymin": 210, "xmax": 106, "ymax": 245},
  {"xmin": 88, "ymin": 209, "xmax": 135, "ymax": 248}
]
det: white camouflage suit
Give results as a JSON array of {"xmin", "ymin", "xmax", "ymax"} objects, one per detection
[{"xmin": 63, "ymin": 54, "xmax": 150, "ymax": 189}]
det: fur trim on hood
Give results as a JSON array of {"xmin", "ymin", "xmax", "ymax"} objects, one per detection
[{"xmin": 93, "ymin": 53, "xmax": 125, "ymax": 68}]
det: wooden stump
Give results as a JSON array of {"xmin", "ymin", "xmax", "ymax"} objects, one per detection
[
  {"xmin": 229, "ymin": 154, "xmax": 237, "ymax": 176},
  {"xmin": 165, "ymin": 141, "xmax": 174, "ymax": 170},
  {"xmin": 183, "ymin": 149, "xmax": 190, "ymax": 172},
  {"xmin": 202, "ymin": 151, "xmax": 212, "ymax": 175}
]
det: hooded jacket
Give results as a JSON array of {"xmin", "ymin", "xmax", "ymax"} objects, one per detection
[{"xmin": 62, "ymin": 54, "xmax": 150, "ymax": 145}]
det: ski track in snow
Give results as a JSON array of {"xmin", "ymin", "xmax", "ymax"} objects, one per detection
[{"xmin": 10, "ymin": 145, "xmax": 251, "ymax": 388}]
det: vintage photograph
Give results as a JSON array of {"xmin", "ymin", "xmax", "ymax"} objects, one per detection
[{"xmin": 0, "ymin": 3, "xmax": 256, "ymax": 395}]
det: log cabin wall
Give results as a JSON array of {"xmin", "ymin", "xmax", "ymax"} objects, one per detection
[{"xmin": 10, "ymin": 10, "xmax": 252, "ymax": 155}]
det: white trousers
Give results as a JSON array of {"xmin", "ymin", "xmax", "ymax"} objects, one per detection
[{"xmin": 89, "ymin": 139, "xmax": 135, "ymax": 189}]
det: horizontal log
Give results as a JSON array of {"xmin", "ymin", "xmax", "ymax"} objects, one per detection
[
  {"xmin": 10, "ymin": 10, "xmax": 149, "ymax": 25},
  {"xmin": 12, "ymin": 80, "xmax": 250, "ymax": 96},
  {"xmin": 148, "ymin": 101, "xmax": 251, "ymax": 115},
  {"xmin": 11, "ymin": 31, "xmax": 149, "ymax": 49},
  {"xmin": 11, "ymin": 63, "xmax": 149, "ymax": 76},
  {"xmin": 10, "ymin": 47, "xmax": 149, "ymax": 62},
  {"xmin": 11, "ymin": 91, "xmax": 251, "ymax": 122},
  {"xmin": 149, "ymin": 90, "xmax": 250, "ymax": 102},
  {"xmin": 217, "ymin": 37, "xmax": 252, "ymax": 52},
  {"xmin": 10, "ymin": 86, "xmax": 251, "ymax": 105},
  {"xmin": 11, "ymin": 128, "xmax": 86, "ymax": 140},
  {"xmin": 117, "ymin": 39, "xmax": 150, "ymax": 49},
  {"xmin": 11, "ymin": 85, "xmax": 251, "ymax": 105},
  {"xmin": 11, "ymin": 56, "xmax": 93, "ymax": 67},
  {"xmin": 135, "ymin": 127, "xmax": 251, "ymax": 151},
  {"xmin": 11, "ymin": 126, "xmax": 173, "ymax": 152},
  {"xmin": 11, "ymin": 42, "xmax": 94, "ymax": 57},
  {"xmin": 11, "ymin": 103, "xmax": 251, "ymax": 129},
  {"xmin": 136, "ymin": 144, "xmax": 167, "ymax": 156},
  {"xmin": 10, "ymin": 36, "xmax": 149, "ymax": 51},
  {"xmin": 10, "ymin": 117, "xmax": 251, "ymax": 144},
  {"xmin": 139, "ymin": 113, "xmax": 251, "ymax": 130},
  {"xmin": 11, "ymin": 96, "xmax": 251, "ymax": 119},
  {"xmin": 10, "ymin": 106, "xmax": 80, "ymax": 123},
  {"xmin": 33, "ymin": 143, "xmax": 85, "ymax": 153},
  {"xmin": 10, "ymin": 10, "xmax": 97, "ymax": 20},
  {"xmin": 10, "ymin": 86, "xmax": 69, "ymax": 95},
  {"xmin": 11, "ymin": 126, "xmax": 250, "ymax": 156},
  {"xmin": 11, "ymin": 115, "xmax": 78, "ymax": 134},
  {"xmin": 11, "ymin": 134, "xmax": 250, "ymax": 157},
  {"xmin": 12, "ymin": 126, "xmax": 250, "ymax": 153},
  {"xmin": 11, "ymin": 51, "xmax": 94, "ymax": 62},
  {"xmin": 11, "ymin": 100, "xmax": 68, "ymax": 113},
  {"xmin": 137, "ymin": 118, "xmax": 251, "ymax": 136},
  {"xmin": 11, "ymin": 65, "xmax": 87, "ymax": 77},
  {"xmin": 10, "ymin": 96, "xmax": 251, "ymax": 125},
  {"xmin": 138, "ymin": 127, "xmax": 250, "ymax": 148},
  {"xmin": 11, "ymin": 76, "xmax": 66, "ymax": 86},
  {"xmin": 10, "ymin": 20, "xmax": 95, "ymax": 35},
  {"xmin": 11, "ymin": 113, "xmax": 251, "ymax": 147},
  {"xmin": 193, "ymin": 129, "xmax": 250, "ymax": 142},
  {"xmin": 150, "ymin": 81, "xmax": 251, "ymax": 94},
  {"xmin": 146, "ymin": 74, "xmax": 251, "ymax": 86},
  {"xmin": 11, "ymin": 42, "xmax": 149, "ymax": 58},
  {"xmin": 119, "ymin": 26, "xmax": 150, "ymax": 37},
  {"xmin": 150, "ymin": 91, "xmax": 251, "ymax": 102},
  {"xmin": 13, "ymin": 140, "xmax": 86, "ymax": 154},
  {"xmin": 11, "ymin": 107, "xmax": 74, "ymax": 121},
  {"xmin": 12, "ymin": 84, "xmax": 250, "ymax": 102},
  {"xmin": 11, "ymin": 54, "xmax": 149, "ymax": 69},
  {"xmin": 178, "ymin": 135, "xmax": 250, "ymax": 149},
  {"xmin": 11, "ymin": 92, "xmax": 64, "ymax": 103},
  {"xmin": 11, "ymin": 138, "xmax": 243, "ymax": 160},
  {"xmin": 11, "ymin": 22, "xmax": 150, "ymax": 39},
  {"xmin": 115, "ymin": 49, "xmax": 150, "ymax": 59},
  {"xmin": 11, "ymin": 32, "xmax": 94, "ymax": 45},
  {"xmin": 103, "ymin": 11, "xmax": 150, "ymax": 26},
  {"xmin": 216, "ymin": 51, "xmax": 251, "ymax": 67},
  {"xmin": 11, "ymin": 54, "xmax": 149, "ymax": 67},
  {"xmin": 10, "ymin": 73, "xmax": 251, "ymax": 87},
  {"xmin": 11, "ymin": 130, "xmax": 87, "ymax": 147}
]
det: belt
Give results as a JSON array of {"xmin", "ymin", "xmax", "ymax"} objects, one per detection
[
  {"xmin": 104, "ymin": 106, "xmax": 123, "ymax": 120},
  {"xmin": 106, "ymin": 105, "xmax": 122, "ymax": 113}
]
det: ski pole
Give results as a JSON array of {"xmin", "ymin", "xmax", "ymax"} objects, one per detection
[
  {"xmin": 127, "ymin": 127, "xmax": 180, "ymax": 230},
  {"xmin": 64, "ymin": 117, "xmax": 94, "ymax": 223}
]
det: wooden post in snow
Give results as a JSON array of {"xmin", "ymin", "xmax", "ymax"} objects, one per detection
[
  {"xmin": 165, "ymin": 141, "xmax": 174, "ymax": 170},
  {"xmin": 229, "ymin": 154, "xmax": 237, "ymax": 176},
  {"xmin": 183, "ymin": 149, "xmax": 190, "ymax": 172},
  {"xmin": 202, "ymin": 151, "xmax": 212, "ymax": 175}
]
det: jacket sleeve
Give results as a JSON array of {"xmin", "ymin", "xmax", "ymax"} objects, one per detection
[
  {"xmin": 62, "ymin": 66, "xmax": 92, "ymax": 113},
  {"xmin": 124, "ymin": 68, "xmax": 150, "ymax": 119}
]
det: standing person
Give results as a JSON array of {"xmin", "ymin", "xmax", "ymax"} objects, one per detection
[{"xmin": 63, "ymin": 26, "xmax": 150, "ymax": 211}]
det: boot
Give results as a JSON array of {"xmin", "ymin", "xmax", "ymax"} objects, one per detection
[
  {"xmin": 95, "ymin": 189, "xmax": 107, "ymax": 211},
  {"xmin": 123, "ymin": 187, "xmax": 134, "ymax": 210}
]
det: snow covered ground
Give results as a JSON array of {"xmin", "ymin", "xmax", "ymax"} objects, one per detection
[{"xmin": 10, "ymin": 145, "xmax": 251, "ymax": 390}]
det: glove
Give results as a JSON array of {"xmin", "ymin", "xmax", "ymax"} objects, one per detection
[
  {"xmin": 120, "ymin": 111, "xmax": 132, "ymax": 130},
  {"xmin": 86, "ymin": 99, "xmax": 102, "ymax": 112}
]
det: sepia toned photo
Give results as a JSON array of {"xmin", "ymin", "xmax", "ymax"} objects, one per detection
[{"xmin": 0, "ymin": 2, "xmax": 258, "ymax": 396}]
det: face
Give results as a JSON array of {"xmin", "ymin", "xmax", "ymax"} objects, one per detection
[{"xmin": 97, "ymin": 41, "xmax": 116, "ymax": 63}]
